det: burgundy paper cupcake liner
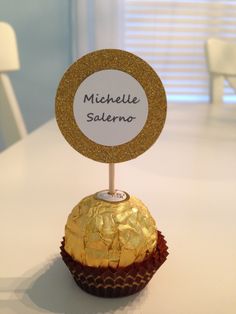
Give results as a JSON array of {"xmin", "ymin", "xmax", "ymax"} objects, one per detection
[{"xmin": 60, "ymin": 231, "xmax": 168, "ymax": 298}]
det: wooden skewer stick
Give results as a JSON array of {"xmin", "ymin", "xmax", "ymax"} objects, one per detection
[{"xmin": 109, "ymin": 163, "xmax": 115, "ymax": 195}]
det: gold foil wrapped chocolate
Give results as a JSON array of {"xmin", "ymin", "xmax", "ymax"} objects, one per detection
[{"xmin": 64, "ymin": 194, "xmax": 157, "ymax": 268}]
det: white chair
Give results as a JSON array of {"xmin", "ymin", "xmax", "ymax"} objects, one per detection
[
  {"xmin": 206, "ymin": 38, "xmax": 236, "ymax": 105},
  {"xmin": 0, "ymin": 22, "xmax": 27, "ymax": 149}
]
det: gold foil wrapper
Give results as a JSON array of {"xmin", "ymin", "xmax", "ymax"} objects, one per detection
[{"xmin": 64, "ymin": 194, "xmax": 157, "ymax": 268}]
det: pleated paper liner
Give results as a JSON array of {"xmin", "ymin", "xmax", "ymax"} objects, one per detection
[{"xmin": 60, "ymin": 230, "xmax": 168, "ymax": 298}]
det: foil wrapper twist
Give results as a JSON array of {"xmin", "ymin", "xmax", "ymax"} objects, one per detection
[{"xmin": 64, "ymin": 194, "xmax": 157, "ymax": 268}]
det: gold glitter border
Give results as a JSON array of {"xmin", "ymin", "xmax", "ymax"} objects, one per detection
[{"xmin": 55, "ymin": 49, "xmax": 167, "ymax": 163}]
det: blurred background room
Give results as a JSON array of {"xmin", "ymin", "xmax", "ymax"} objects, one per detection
[{"xmin": 0, "ymin": 0, "xmax": 236, "ymax": 151}]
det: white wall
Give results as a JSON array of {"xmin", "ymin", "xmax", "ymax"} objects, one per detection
[{"xmin": 0, "ymin": 0, "xmax": 73, "ymax": 149}]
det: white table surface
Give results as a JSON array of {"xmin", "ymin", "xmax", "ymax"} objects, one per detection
[{"xmin": 1, "ymin": 104, "xmax": 236, "ymax": 314}]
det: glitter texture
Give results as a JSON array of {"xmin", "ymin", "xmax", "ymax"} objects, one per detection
[
  {"xmin": 64, "ymin": 194, "xmax": 157, "ymax": 268},
  {"xmin": 55, "ymin": 49, "xmax": 167, "ymax": 163}
]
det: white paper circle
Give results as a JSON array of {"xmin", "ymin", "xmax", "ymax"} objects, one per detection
[{"xmin": 73, "ymin": 70, "xmax": 148, "ymax": 146}]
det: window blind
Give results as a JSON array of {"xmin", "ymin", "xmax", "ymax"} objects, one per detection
[{"xmin": 122, "ymin": 0, "xmax": 236, "ymax": 103}]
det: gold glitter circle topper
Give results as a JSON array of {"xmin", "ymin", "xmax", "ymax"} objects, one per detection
[{"xmin": 55, "ymin": 49, "xmax": 167, "ymax": 163}]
